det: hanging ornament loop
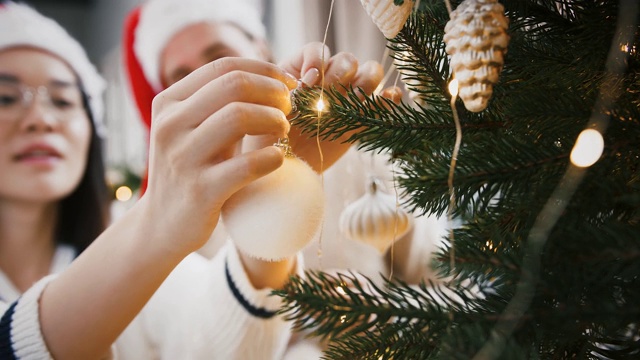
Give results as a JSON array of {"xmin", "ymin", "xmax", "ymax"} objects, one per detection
[
  {"xmin": 274, "ymin": 137, "xmax": 294, "ymax": 158},
  {"xmin": 368, "ymin": 176, "xmax": 383, "ymax": 194}
]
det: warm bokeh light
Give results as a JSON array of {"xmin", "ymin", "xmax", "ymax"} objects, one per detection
[
  {"xmin": 448, "ymin": 78, "xmax": 459, "ymax": 97},
  {"xmin": 115, "ymin": 186, "xmax": 133, "ymax": 202},
  {"xmin": 570, "ymin": 129, "xmax": 604, "ymax": 168},
  {"xmin": 315, "ymin": 97, "xmax": 326, "ymax": 112}
]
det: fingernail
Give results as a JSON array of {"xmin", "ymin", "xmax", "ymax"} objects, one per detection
[
  {"xmin": 284, "ymin": 72, "xmax": 298, "ymax": 89},
  {"xmin": 301, "ymin": 68, "xmax": 320, "ymax": 86}
]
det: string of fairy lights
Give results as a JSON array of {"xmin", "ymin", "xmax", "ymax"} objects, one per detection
[{"xmin": 293, "ymin": 0, "xmax": 630, "ymax": 356}]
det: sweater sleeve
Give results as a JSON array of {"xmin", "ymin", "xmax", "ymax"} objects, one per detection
[
  {"xmin": 0, "ymin": 275, "xmax": 56, "ymax": 360},
  {"xmin": 115, "ymin": 241, "xmax": 303, "ymax": 360}
]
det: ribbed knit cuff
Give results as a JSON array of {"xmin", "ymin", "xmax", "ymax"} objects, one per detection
[
  {"xmin": 225, "ymin": 243, "xmax": 304, "ymax": 318},
  {"xmin": 0, "ymin": 275, "xmax": 56, "ymax": 360}
]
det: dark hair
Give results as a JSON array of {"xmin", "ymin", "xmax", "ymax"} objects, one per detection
[{"xmin": 55, "ymin": 90, "xmax": 110, "ymax": 254}]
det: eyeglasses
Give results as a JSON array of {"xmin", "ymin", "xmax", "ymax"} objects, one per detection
[{"xmin": 0, "ymin": 80, "xmax": 85, "ymax": 123}]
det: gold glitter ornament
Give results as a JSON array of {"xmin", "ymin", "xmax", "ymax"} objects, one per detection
[
  {"xmin": 359, "ymin": 0, "xmax": 414, "ymax": 39},
  {"xmin": 339, "ymin": 177, "xmax": 412, "ymax": 254},
  {"xmin": 443, "ymin": 0, "xmax": 509, "ymax": 112}
]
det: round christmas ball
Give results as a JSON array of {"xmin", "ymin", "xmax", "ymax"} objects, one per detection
[{"xmin": 221, "ymin": 156, "xmax": 325, "ymax": 261}]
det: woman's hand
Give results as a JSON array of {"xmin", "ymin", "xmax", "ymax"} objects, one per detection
[
  {"xmin": 141, "ymin": 57, "xmax": 298, "ymax": 257},
  {"xmin": 41, "ymin": 57, "xmax": 299, "ymax": 360},
  {"xmin": 241, "ymin": 43, "xmax": 384, "ymax": 173},
  {"xmin": 279, "ymin": 42, "xmax": 385, "ymax": 173}
]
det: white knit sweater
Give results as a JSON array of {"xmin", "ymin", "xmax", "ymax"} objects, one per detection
[
  {"xmin": 0, "ymin": 242, "xmax": 300, "ymax": 359},
  {"xmin": 115, "ymin": 241, "xmax": 299, "ymax": 359}
]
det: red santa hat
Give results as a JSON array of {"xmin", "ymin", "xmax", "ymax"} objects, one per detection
[
  {"xmin": 0, "ymin": 1, "xmax": 107, "ymax": 135},
  {"xmin": 123, "ymin": 0, "xmax": 266, "ymax": 192}
]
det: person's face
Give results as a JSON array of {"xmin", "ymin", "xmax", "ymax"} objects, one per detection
[
  {"xmin": 0, "ymin": 48, "xmax": 91, "ymax": 203},
  {"xmin": 160, "ymin": 22, "xmax": 268, "ymax": 88}
]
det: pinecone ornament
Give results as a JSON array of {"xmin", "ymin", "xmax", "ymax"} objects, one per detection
[
  {"xmin": 360, "ymin": 0, "xmax": 414, "ymax": 39},
  {"xmin": 443, "ymin": 0, "xmax": 509, "ymax": 112}
]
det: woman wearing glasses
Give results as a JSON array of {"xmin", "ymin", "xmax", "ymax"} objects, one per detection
[{"xmin": 0, "ymin": 2, "xmax": 302, "ymax": 358}]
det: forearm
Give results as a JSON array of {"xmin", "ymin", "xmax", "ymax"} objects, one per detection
[
  {"xmin": 39, "ymin": 199, "xmax": 188, "ymax": 359},
  {"xmin": 116, "ymin": 244, "xmax": 300, "ymax": 359}
]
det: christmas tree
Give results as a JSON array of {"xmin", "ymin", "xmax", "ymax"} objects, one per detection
[{"xmin": 276, "ymin": 0, "xmax": 640, "ymax": 359}]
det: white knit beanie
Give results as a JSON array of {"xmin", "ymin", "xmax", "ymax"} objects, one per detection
[
  {"xmin": 134, "ymin": 0, "xmax": 266, "ymax": 92},
  {"xmin": 0, "ymin": 1, "xmax": 106, "ymax": 135}
]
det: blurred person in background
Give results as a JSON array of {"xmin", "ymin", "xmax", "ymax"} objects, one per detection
[
  {"xmin": 124, "ymin": 0, "xmax": 445, "ymax": 288},
  {"xmin": 120, "ymin": 0, "xmax": 445, "ymax": 358},
  {"xmin": 0, "ymin": 1, "xmax": 321, "ymax": 358}
]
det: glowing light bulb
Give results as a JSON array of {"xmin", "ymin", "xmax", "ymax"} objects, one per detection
[
  {"xmin": 448, "ymin": 78, "xmax": 459, "ymax": 97},
  {"xmin": 115, "ymin": 186, "xmax": 133, "ymax": 202},
  {"xmin": 336, "ymin": 286, "xmax": 347, "ymax": 296},
  {"xmin": 570, "ymin": 129, "xmax": 604, "ymax": 168},
  {"xmin": 315, "ymin": 97, "xmax": 326, "ymax": 112}
]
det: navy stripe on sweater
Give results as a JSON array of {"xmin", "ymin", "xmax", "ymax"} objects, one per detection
[
  {"xmin": 225, "ymin": 260, "xmax": 277, "ymax": 319},
  {"xmin": 0, "ymin": 301, "xmax": 18, "ymax": 360}
]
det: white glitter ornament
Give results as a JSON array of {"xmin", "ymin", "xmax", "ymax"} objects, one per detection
[
  {"xmin": 443, "ymin": 0, "xmax": 509, "ymax": 112},
  {"xmin": 221, "ymin": 139, "xmax": 325, "ymax": 261},
  {"xmin": 339, "ymin": 177, "xmax": 412, "ymax": 254},
  {"xmin": 360, "ymin": 0, "xmax": 414, "ymax": 39}
]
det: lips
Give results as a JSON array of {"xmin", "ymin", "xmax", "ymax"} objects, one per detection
[{"xmin": 14, "ymin": 143, "xmax": 62, "ymax": 162}]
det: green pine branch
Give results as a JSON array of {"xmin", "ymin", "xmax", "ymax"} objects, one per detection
[{"xmin": 281, "ymin": 0, "xmax": 640, "ymax": 358}]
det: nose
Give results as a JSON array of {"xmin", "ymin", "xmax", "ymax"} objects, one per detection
[{"xmin": 19, "ymin": 88, "xmax": 58, "ymax": 132}]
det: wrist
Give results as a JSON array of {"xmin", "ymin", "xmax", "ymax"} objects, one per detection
[
  {"xmin": 118, "ymin": 198, "xmax": 192, "ymax": 265},
  {"xmin": 237, "ymin": 249, "xmax": 296, "ymax": 290}
]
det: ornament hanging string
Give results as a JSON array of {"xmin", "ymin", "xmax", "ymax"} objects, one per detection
[
  {"xmin": 388, "ymin": 162, "xmax": 403, "ymax": 281},
  {"xmin": 384, "ymin": 0, "xmax": 421, "ymax": 281},
  {"xmin": 447, "ymin": 78, "xmax": 462, "ymax": 271},
  {"xmin": 374, "ymin": 47, "xmax": 392, "ymax": 95},
  {"xmin": 443, "ymin": 0, "xmax": 462, "ymax": 272},
  {"xmin": 376, "ymin": 39, "xmax": 403, "ymax": 282},
  {"xmin": 444, "ymin": 0, "xmax": 453, "ymax": 15},
  {"xmin": 313, "ymin": 0, "xmax": 336, "ymax": 265}
]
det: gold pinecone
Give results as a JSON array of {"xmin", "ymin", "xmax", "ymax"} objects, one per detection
[
  {"xmin": 360, "ymin": 0, "xmax": 414, "ymax": 39},
  {"xmin": 443, "ymin": 0, "xmax": 509, "ymax": 112}
]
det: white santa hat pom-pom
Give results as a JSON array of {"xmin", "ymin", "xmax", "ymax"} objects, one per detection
[{"xmin": 222, "ymin": 157, "xmax": 325, "ymax": 261}]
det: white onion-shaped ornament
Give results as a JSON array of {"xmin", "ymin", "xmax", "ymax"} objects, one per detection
[
  {"xmin": 221, "ymin": 139, "xmax": 324, "ymax": 261},
  {"xmin": 359, "ymin": 0, "xmax": 414, "ymax": 39},
  {"xmin": 339, "ymin": 177, "xmax": 412, "ymax": 254}
]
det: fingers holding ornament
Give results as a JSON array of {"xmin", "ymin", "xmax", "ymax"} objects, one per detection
[
  {"xmin": 351, "ymin": 60, "xmax": 384, "ymax": 99},
  {"xmin": 182, "ymin": 70, "xmax": 295, "ymax": 127},
  {"xmin": 162, "ymin": 57, "xmax": 297, "ymax": 103},
  {"xmin": 380, "ymin": 86, "xmax": 403, "ymax": 103},
  {"xmin": 277, "ymin": 41, "xmax": 330, "ymax": 84},
  {"xmin": 194, "ymin": 102, "xmax": 290, "ymax": 163}
]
